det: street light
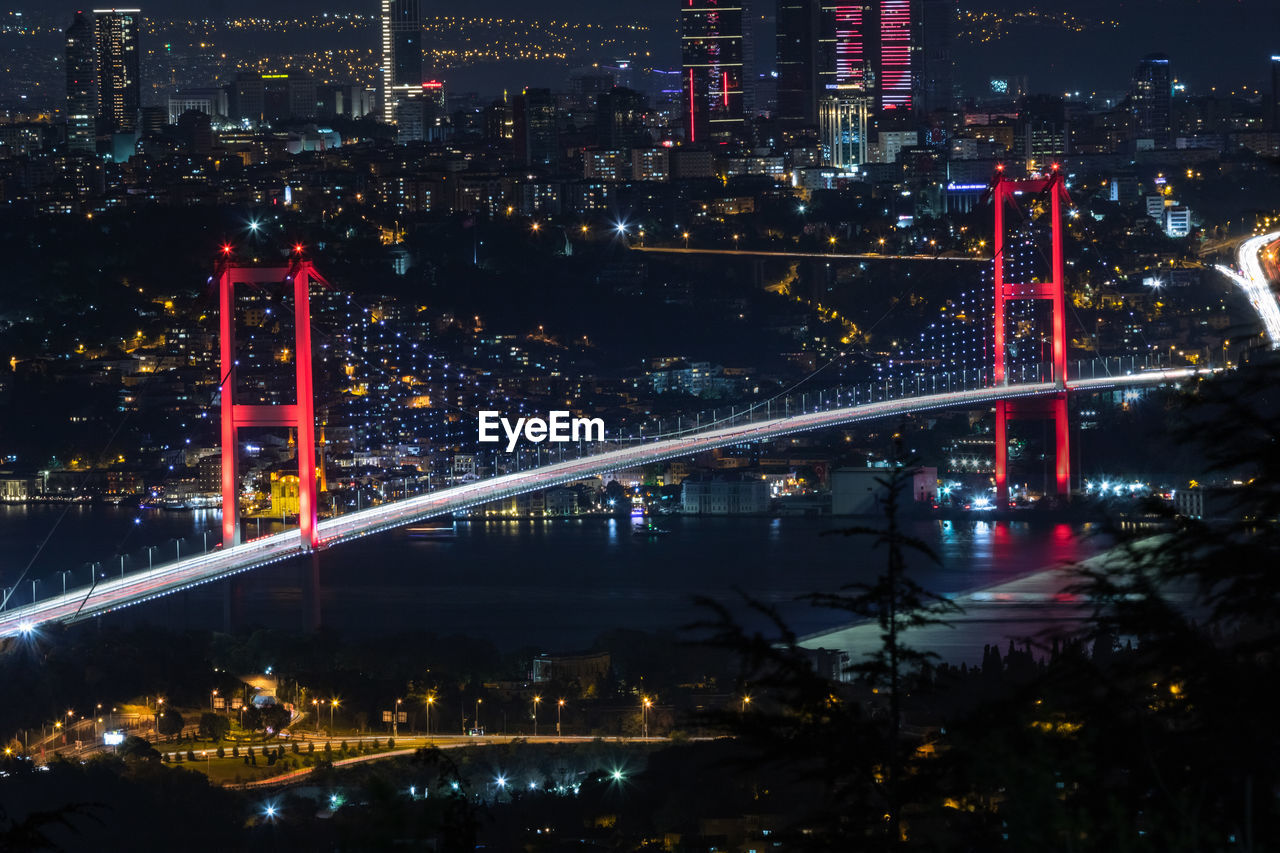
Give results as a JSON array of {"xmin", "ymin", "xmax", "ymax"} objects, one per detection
[
  {"xmin": 557, "ymin": 699, "xmax": 565, "ymax": 736},
  {"xmin": 642, "ymin": 696, "xmax": 652, "ymax": 739},
  {"xmin": 211, "ymin": 689, "xmax": 218, "ymax": 711},
  {"xmin": 329, "ymin": 699, "xmax": 338, "ymax": 733},
  {"xmin": 532, "ymin": 696, "xmax": 541, "ymax": 737},
  {"xmin": 741, "ymin": 695, "xmax": 752, "ymax": 713},
  {"xmin": 394, "ymin": 698, "xmax": 402, "ymax": 738},
  {"xmin": 475, "ymin": 698, "xmax": 482, "ymax": 734},
  {"xmin": 425, "ymin": 695, "xmax": 435, "ymax": 742},
  {"xmin": 313, "ymin": 699, "xmax": 319, "ymax": 734}
]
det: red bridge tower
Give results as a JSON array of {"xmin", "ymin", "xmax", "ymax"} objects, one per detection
[
  {"xmin": 992, "ymin": 165, "xmax": 1071, "ymax": 505},
  {"xmin": 218, "ymin": 251, "xmax": 328, "ymax": 550}
]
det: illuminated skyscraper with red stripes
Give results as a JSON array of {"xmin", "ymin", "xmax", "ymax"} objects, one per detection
[
  {"xmin": 877, "ymin": 0, "xmax": 912, "ymax": 112},
  {"xmin": 681, "ymin": 0, "xmax": 745, "ymax": 143},
  {"xmin": 821, "ymin": 2, "xmax": 870, "ymax": 93}
]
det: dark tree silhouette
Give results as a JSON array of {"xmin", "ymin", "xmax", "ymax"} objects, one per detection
[{"xmin": 689, "ymin": 445, "xmax": 960, "ymax": 849}]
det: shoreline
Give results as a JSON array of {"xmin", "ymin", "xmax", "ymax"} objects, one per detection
[{"xmin": 797, "ymin": 536, "xmax": 1170, "ymax": 668}]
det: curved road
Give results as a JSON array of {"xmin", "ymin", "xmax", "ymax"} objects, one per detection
[
  {"xmin": 0, "ymin": 368, "xmax": 1204, "ymax": 638},
  {"xmin": 1215, "ymin": 231, "xmax": 1280, "ymax": 348}
]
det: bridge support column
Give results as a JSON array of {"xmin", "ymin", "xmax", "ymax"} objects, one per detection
[
  {"xmin": 995, "ymin": 393, "xmax": 1070, "ymax": 506},
  {"xmin": 991, "ymin": 164, "xmax": 1073, "ymax": 505},
  {"xmin": 995, "ymin": 400, "xmax": 1008, "ymax": 503},
  {"xmin": 301, "ymin": 551, "xmax": 322, "ymax": 632}
]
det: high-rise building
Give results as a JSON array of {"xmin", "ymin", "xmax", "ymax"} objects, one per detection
[
  {"xmin": 681, "ymin": 0, "xmax": 745, "ymax": 143},
  {"xmin": 597, "ymin": 87, "xmax": 649, "ymax": 149},
  {"xmin": 1020, "ymin": 94, "xmax": 1068, "ymax": 169},
  {"xmin": 776, "ymin": 0, "xmax": 820, "ymax": 125},
  {"xmin": 1132, "ymin": 53, "xmax": 1173, "ymax": 148},
  {"xmin": 1269, "ymin": 55, "xmax": 1280, "ymax": 130},
  {"xmin": 914, "ymin": 0, "xmax": 954, "ymax": 116},
  {"xmin": 483, "ymin": 99, "xmax": 513, "ymax": 144},
  {"xmin": 877, "ymin": 0, "xmax": 912, "ymax": 114},
  {"xmin": 422, "ymin": 80, "xmax": 446, "ymax": 111},
  {"xmin": 93, "ymin": 8, "xmax": 141, "ymax": 134},
  {"xmin": 65, "ymin": 11, "xmax": 97, "ymax": 152},
  {"xmin": 514, "ymin": 88, "xmax": 559, "ymax": 168},
  {"xmin": 229, "ymin": 72, "xmax": 265, "ymax": 123},
  {"xmin": 819, "ymin": 94, "xmax": 868, "ymax": 169},
  {"xmin": 821, "ymin": 2, "xmax": 872, "ymax": 94},
  {"xmin": 380, "ymin": 0, "xmax": 423, "ymax": 126}
]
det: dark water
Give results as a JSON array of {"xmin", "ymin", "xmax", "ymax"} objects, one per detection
[{"xmin": 0, "ymin": 506, "xmax": 1099, "ymax": 650}]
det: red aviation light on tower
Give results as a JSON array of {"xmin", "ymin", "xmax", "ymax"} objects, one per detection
[
  {"xmin": 220, "ymin": 243, "xmax": 233, "ymax": 256},
  {"xmin": 292, "ymin": 243, "xmax": 305, "ymax": 255}
]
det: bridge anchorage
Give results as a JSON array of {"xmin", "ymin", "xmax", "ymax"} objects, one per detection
[
  {"xmin": 991, "ymin": 165, "xmax": 1072, "ymax": 506},
  {"xmin": 217, "ymin": 247, "xmax": 329, "ymax": 551}
]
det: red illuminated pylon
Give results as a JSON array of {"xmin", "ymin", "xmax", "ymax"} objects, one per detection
[
  {"xmin": 218, "ymin": 256, "xmax": 329, "ymax": 550},
  {"xmin": 992, "ymin": 166, "xmax": 1071, "ymax": 505}
]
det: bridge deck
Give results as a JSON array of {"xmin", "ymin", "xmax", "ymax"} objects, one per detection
[{"xmin": 0, "ymin": 369, "xmax": 1204, "ymax": 637}]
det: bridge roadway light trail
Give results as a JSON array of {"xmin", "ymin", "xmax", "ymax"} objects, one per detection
[
  {"xmin": 1215, "ymin": 232, "xmax": 1280, "ymax": 349},
  {"xmin": 629, "ymin": 246, "xmax": 986, "ymax": 263},
  {"xmin": 0, "ymin": 367, "xmax": 1208, "ymax": 638}
]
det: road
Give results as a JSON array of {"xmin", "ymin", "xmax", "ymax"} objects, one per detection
[
  {"xmin": 225, "ymin": 734, "xmax": 672, "ymax": 790},
  {"xmin": 1215, "ymin": 231, "xmax": 1280, "ymax": 348},
  {"xmin": 631, "ymin": 246, "xmax": 985, "ymax": 262},
  {"xmin": 0, "ymin": 367, "xmax": 1205, "ymax": 638}
]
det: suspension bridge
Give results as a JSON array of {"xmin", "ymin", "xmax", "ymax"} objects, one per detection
[{"xmin": 0, "ymin": 174, "xmax": 1274, "ymax": 639}]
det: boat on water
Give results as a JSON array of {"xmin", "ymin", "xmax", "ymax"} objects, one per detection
[
  {"xmin": 633, "ymin": 523, "xmax": 671, "ymax": 536},
  {"xmin": 406, "ymin": 525, "xmax": 458, "ymax": 539}
]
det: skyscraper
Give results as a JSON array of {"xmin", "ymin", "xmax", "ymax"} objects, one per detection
[
  {"xmin": 821, "ymin": 2, "xmax": 872, "ymax": 94},
  {"xmin": 776, "ymin": 0, "xmax": 821, "ymax": 125},
  {"xmin": 596, "ymin": 87, "xmax": 649, "ymax": 149},
  {"xmin": 819, "ymin": 94, "xmax": 868, "ymax": 168},
  {"xmin": 877, "ymin": 0, "xmax": 912, "ymax": 113},
  {"xmin": 380, "ymin": 0, "xmax": 423, "ymax": 126},
  {"xmin": 681, "ymin": 0, "xmax": 745, "ymax": 143},
  {"xmin": 914, "ymin": 0, "xmax": 954, "ymax": 116},
  {"xmin": 65, "ymin": 11, "xmax": 97, "ymax": 152},
  {"xmin": 514, "ymin": 88, "xmax": 559, "ymax": 168},
  {"xmin": 93, "ymin": 8, "xmax": 141, "ymax": 134},
  {"xmin": 1132, "ymin": 53, "xmax": 1173, "ymax": 148}
]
